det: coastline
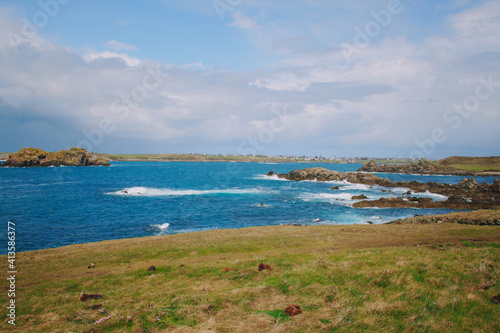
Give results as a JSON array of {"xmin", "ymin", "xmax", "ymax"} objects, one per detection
[
  {"xmin": 272, "ymin": 167, "xmax": 500, "ymax": 210},
  {"xmin": 9, "ymin": 209, "xmax": 500, "ymax": 255}
]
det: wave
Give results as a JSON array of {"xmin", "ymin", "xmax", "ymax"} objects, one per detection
[
  {"xmin": 154, "ymin": 222, "xmax": 170, "ymax": 230},
  {"xmin": 107, "ymin": 186, "xmax": 271, "ymax": 197},
  {"xmin": 299, "ymin": 192, "xmax": 357, "ymax": 203},
  {"xmin": 337, "ymin": 182, "xmax": 372, "ymax": 191},
  {"xmin": 414, "ymin": 190, "xmax": 449, "ymax": 201},
  {"xmin": 254, "ymin": 174, "xmax": 290, "ymax": 181},
  {"xmin": 144, "ymin": 222, "xmax": 170, "ymax": 235}
]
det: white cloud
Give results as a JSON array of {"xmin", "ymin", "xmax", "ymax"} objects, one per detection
[
  {"xmin": 427, "ymin": 1, "xmax": 500, "ymax": 55},
  {"xmin": 229, "ymin": 11, "xmax": 258, "ymax": 29},
  {"xmin": 102, "ymin": 40, "xmax": 138, "ymax": 51},
  {"xmin": 0, "ymin": 3, "xmax": 499, "ymax": 157},
  {"xmin": 83, "ymin": 50, "xmax": 141, "ymax": 66}
]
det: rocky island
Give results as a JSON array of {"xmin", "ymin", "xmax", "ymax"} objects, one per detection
[
  {"xmin": 268, "ymin": 167, "xmax": 500, "ymax": 210},
  {"xmin": 359, "ymin": 157, "xmax": 500, "ymax": 176},
  {"xmin": 0, "ymin": 147, "xmax": 110, "ymax": 167}
]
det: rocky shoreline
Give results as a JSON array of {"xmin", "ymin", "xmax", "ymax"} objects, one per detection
[
  {"xmin": 359, "ymin": 159, "xmax": 500, "ymax": 177},
  {"xmin": 268, "ymin": 167, "xmax": 500, "ymax": 210},
  {"xmin": 0, "ymin": 147, "xmax": 110, "ymax": 167},
  {"xmin": 386, "ymin": 209, "xmax": 500, "ymax": 226}
]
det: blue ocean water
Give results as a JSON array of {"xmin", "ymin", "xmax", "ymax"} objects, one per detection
[{"xmin": 0, "ymin": 162, "xmax": 497, "ymax": 254}]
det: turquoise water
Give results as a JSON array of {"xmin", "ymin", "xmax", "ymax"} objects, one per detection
[{"xmin": 0, "ymin": 162, "xmax": 497, "ymax": 253}]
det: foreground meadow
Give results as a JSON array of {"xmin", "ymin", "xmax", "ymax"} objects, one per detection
[{"xmin": 2, "ymin": 217, "xmax": 500, "ymax": 332}]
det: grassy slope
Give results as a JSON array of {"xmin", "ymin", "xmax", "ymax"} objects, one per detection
[
  {"xmin": 438, "ymin": 156, "xmax": 500, "ymax": 172},
  {"xmin": 3, "ymin": 219, "xmax": 500, "ymax": 332}
]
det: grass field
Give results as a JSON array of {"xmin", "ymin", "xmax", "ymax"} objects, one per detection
[
  {"xmin": 3, "ymin": 214, "xmax": 500, "ymax": 332},
  {"xmin": 438, "ymin": 156, "xmax": 500, "ymax": 172}
]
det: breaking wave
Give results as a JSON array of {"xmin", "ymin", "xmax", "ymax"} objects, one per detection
[{"xmin": 107, "ymin": 187, "xmax": 270, "ymax": 197}]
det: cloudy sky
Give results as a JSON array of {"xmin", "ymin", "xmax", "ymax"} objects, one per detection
[{"xmin": 0, "ymin": 0, "xmax": 499, "ymax": 158}]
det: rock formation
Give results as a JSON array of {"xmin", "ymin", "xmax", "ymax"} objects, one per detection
[
  {"xmin": 271, "ymin": 167, "xmax": 500, "ymax": 210},
  {"xmin": 358, "ymin": 159, "xmax": 481, "ymax": 176},
  {"xmin": 1, "ymin": 147, "xmax": 110, "ymax": 167}
]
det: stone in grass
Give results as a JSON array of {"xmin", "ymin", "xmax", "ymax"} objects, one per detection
[
  {"xmin": 80, "ymin": 294, "xmax": 103, "ymax": 302},
  {"xmin": 147, "ymin": 265, "xmax": 156, "ymax": 272},
  {"xmin": 285, "ymin": 304, "xmax": 302, "ymax": 316},
  {"xmin": 88, "ymin": 263, "xmax": 95, "ymax": 269},
  {"xmin": 491, "ymin": 294, "xmax": 500, "ymax": 303},
  {"xmin": 258, "ymin": 263, "xmax": 272, "ymax": 271}
]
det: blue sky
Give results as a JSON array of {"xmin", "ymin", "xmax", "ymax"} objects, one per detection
[{"xmin": 0, "ymin": 0, "xmax": 499, "ymax": 157}]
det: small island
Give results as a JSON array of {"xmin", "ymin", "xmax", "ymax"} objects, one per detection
[
  {"xmin": 0, "ymin": 147, "xmax": 111, "ymax": 167},
  {"xmin": 359, "ymin": 157, "xmax": 500, "ymax": 177}
]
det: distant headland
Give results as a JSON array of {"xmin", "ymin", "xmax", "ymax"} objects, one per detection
[
  {"xmin": 0, "ymin": 147, "xmax": 110, "ymax": 167},
  {"xmin": 359, "ymin": 157, "xmax": 500, "ymax": 177}
]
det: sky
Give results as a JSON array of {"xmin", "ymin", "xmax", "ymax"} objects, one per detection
[{"xmin": 0, "ymin": 0, "xmax": 499, "ymax": 158}]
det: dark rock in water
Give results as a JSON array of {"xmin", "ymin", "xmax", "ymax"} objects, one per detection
[
  {"xmin": 285, "ymin": 304, "xmax": 302, "ymax": 316},
  {"xmin": 417, "ymin": 197, "xmax": 433, "ymax": 204},
  {"xmin": 352, "ymin": 194, "xmax": 368, "ymax": 200},
  {"xmin": 331, "ymin": 186, "xmax": 340, "ymax": 190},
  {"xmin": 258, "ymin": 263, "xmax": 272, "ymax": 271},
  {"xmin": 278, "ymin": 167, "xmax": 342, "ymax": 181},
  {"xmin": 458, "ymin": 178, "xmax": 478, "ymax": 190},
  {"xmin": 492, "ymin": 179, "xmax": 500, "ymax": 193},
  {"xmin": 80, "ymin": 294, "xmax": 103, "ymax": 302},
  {"xmin": 266, "ymin": 170, "xmax": 275, "ymax": 176},
  {"xmin": 1, "ymin": 147, "xmax": 110, "ymax": 167},
  {"xmin": 147, "ymin": 265, "xmax": 156, "ymax": 272}
]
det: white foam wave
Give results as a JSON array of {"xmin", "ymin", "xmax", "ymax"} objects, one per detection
[
  {"xmin": 299, "ymin": 192, "xmax": 356, "ymax": 203},
  {"xmin": 415, "ymin": 190, "xmax": 449, "ymax": 201},
  {"xmin": 108, "ymin": 187, "xmax": 269, "ymax": 197},
  {"xmin": 154, "ymin": 223, "xmax": 170, "ymax": 230},
  {"xmin": 254, "ymin": 174, "xmax": 290, "ymax": 181},
  {"xmin": 339, "ymin": 183, "xmax": 372, "ymax": 191}
]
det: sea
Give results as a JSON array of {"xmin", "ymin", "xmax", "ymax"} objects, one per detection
[{"xmin": 1, "ymin": 162, "xmax": 498, "ymax": 254}]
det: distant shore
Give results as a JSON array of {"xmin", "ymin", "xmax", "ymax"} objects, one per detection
[{"xmin": 0, "ymin": 151, "xmax": 413, "ymax": 164}]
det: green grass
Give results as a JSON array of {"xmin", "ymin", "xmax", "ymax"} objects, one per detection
[
  {"xmin": 438, "ymin": 156, "xmax": 500, "ymax": 172},
  {"xmin": 2, "ymin": 223, "xmax": 500, "ymax": 332}
]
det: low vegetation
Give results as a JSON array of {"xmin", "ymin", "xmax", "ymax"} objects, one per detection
[
  {"xmin": 3, "ymin": 214, "xmax": 500, "ymax": 332},
  {"xmin": 438, "ymin": 156, "xmax": 500, "ymax": 172}
]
